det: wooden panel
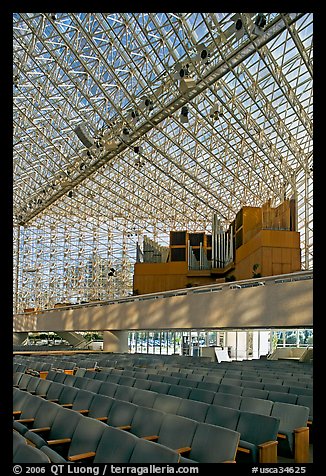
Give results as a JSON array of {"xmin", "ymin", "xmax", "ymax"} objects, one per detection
[{"xmin": 272, "ymin": 263, "xmax": 282, "ymax": 275}]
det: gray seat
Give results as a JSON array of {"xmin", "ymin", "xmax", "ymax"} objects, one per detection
[
  {"xmin": 218, "ymin": 384, "xmax": 243, "ymax": 396},
  {"xmin": 118, "ymin": 375, "xmax": 136, "ymax": 387},
  {"xmin": 176, "ymin": 398, "xmax": 209, "ymax": 422},
  {"xmin": 236, "ymin": 411, "xmax": 280, "ymax": 463},
  {"xmin": 66, "ymin": 416, "xmax": 107, "ymax": 462},
  {"xmin": 13, "ymin": 443, "xmax": 51, "ymax": 463},
  {"xmin": 17, "ymin": 373, "xmax": 33, "ymax": 390},
  {"xmin": 84, "ymin": 379, "xmax": 103, "ymax": 393},
  {"xmin": 94, "ymin": 372, "xmax": 110, "ymax": 381},
  {"xmin": 128, "ymin": 406, "xmax": 165, "ymax": 438},
  {"xmin": 98, "ymin": 381, "xmax": 118, "ymax": 397},
  {"xmin": 188, "ymin": 388, "xmax": 215, "ymax": 404},
  {"xmin": 14, "ymin": 394, "xmax": 50, "ymax": 434},
  {"xmin": 152, "ymin": 393, "xmax": 182, "ymax": 414},
  {"xmin": 107, "ymin": 399, "xmax": 138, "ymax": 429},
  {"xmin": 239, "ymin": 396, "xmax": 273, "ymax": 415},
  {"xmin": 288, "ymin": 386, "xmax": 313, "ymax": 396},
  {"xmin": 205, "ymin": 404, "xmax": 240, "ymax": 431},
  {"xmin": 93, "ymin": 426, "xmax": 138, "ymax": 463},
  {"xmin": 296, "ymin": 395, "xmax": 313, "ymax": 422},
  {"xmin": 70, "ymin": 389, "xmax": 96, "ymax": 415},
  {"xmin": 40, "ymin": 445, "xmax": 67, "ymax": 463},
  {"xmin": 26, "ymin": 406, "xmax": 82, "ymax": 457},
  {"xmin": 45, "ymin": 382, "xmax": 65, "ymax": 402},
  {"xmin": 267, "ymin": 391, "xmax": 298, "ymax": 405},
  {"xmin": 167, "ymin": 384, "xmax": 192, "ymax": 399},
  {"xmin": 149, "ymin": 381, "xmax": 171, "ymax": 394},
  {"xmin": 73, "ymin": 376, "xmax": 89, "ymax": 389},
  {"xmin": 114, "ymin": 384, "xmax": 136, "ymax": 402},
  {"xmin": 196, "ymin": 381, "xmax": 220, "ymax": 392},
  {"xmin": 263, "ymin": 383, "xmax": 289, "ymax": 393},
  {"xmin": 162, "ymin": 376, "xmax": 180, "ymax": 385},
  {"xmin": 52, "ymin": 372, "xmax": 67, "ymax": 384},
  {"xmin": 213, "ymin": 392, "xmax": 242, "ymax": 409},
  {"xmin": 13, "ymin": 429, "xmax": 27, "ymax": 454},
  {"xmin": 87, "ymin": 394, "xmax": 115, "ymax": 422},
  {"xmin": 132, "ymin": 388, "xmax": 157, "ymax": 408},
  {"xmin": 133, "ymin": 378, "xmax": 151, "ymax": 390},
  {"xmin": 185, "ymin": 422, "xmax": 240, "ymax": 463},
  {"xmin": 178, "ymin": 378, "xmax": 198, "ymax": 388},
  {"xmin": 241, "ymin": 388, "xmax": 269, "ymax": 399},
  {"xmin": 271, "ymin": 401, "xmax": 310, "ymax": 461},
  {"xmin": 150, "ymin": 413, "xmax": 197, "ymax": 455},
  {"xmin": 57, "ymin": 386, "xmax": 79, "ymax": 406},
  {"xmin": 129, "ymin": 438, "xmax": 180, "ymax": 463}
]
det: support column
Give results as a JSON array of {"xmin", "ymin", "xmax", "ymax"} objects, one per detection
[{"xmin": 103, "ymin": 331, "xmax": 128, "ymax": 353}]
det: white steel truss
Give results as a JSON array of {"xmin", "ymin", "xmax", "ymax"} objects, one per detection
[{"xmin": 13, "ymin": 12, "xmax": 313, "ymax": 312}]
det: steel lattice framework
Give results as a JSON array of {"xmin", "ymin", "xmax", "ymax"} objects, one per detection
[{"xmin": 13, "ymin": 13, "xmax": 313, "ymax": 312}]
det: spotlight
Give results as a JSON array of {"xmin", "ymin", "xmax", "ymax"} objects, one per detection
[
  {"xmin": 127, "ymin": 109, "xmax": 140, "ymax": 125},
  {"xmin": 179, "ymin": 77, "xmax": 196, "ymax": 94},
  {"xmin": 50, "ymin": 13, "xmax": 56, "ymax": 20},
  {"xmin": 173, "ymin": 62, "xmax": 190, "ymax": 80},
  {"xmin": 121, "ymin": 127, "xmax": 132, "ymax": 142},
  {"xmin": 108, "ymin": 267, "xmax": 116, "ymax": 277},
  {"xmin": 209, "ymin": 104, "xmax": 223, "ymax": 120},
  {"xmin": 134, "ymin": 146, "xmax": 143, "ymax": 154},
  {"xmin": 252, "ymin": 13, "xmax": 267, "ymax": 36},
  {"xmin": 233, "ymin": 14, "xmax": 246, "ymax": 40},
  {"xmin": 140, "ymin": 97, "xmax": 154, "ymax": 112},
  {"xmin": 79, "ymin": 162, "xmax": 87, "ymax": 171},
  {"xmin": 74, "ymin": 123, "xmax": 94, "ymax": 149},
  {"xmin": 195, "ymin": 44, "xmax": 210, "ymax": 65},
  {"xmin": 68, "ymin": 191, "xmax": 73, "ymax": 198},
  {"xmin": 180, "ymin": 106, "xmax": 189, "ymax": 124}
]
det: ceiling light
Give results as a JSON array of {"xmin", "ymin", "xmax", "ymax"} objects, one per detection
[
  {"xmin": 252, "ymin": 13, "xmax": 267, "ymax": 36},
  {"xmin": 127, "ymin": 109, "xmax": 140, "ymax": 125},
  {"xmin": 195, "ymin": 44, "xmax": 211, "ymax": 65},
  {"xmin": 173, "ymin": 62, "xmax": 190, "ymax": 80},
  {"xmin": 139, "ymin": 97, "xmax": 154, "ymax": 112},
  {"xmin": 180, "ymin": 106, "xmax": 189, "ymax": 124}
]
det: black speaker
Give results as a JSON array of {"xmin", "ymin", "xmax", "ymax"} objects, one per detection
[{"xmin": 74, "ymin": 124, "xmax": 94, "ymax": 148}]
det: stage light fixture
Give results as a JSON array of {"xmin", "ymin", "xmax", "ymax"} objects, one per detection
[
  {"xmin": 180, "ymin": 106, "xmax": 189, "ymax": 124},
  {"xmin": 173, "ymin": 62, "xmax": 190, "ymax": 80},
  {"xmin": 140, "ymin": 97, "xmax": 154, "ymax": 111},
  {"xmin": 195, "ymin": 44, "xmax": 210, "ymax": 65},
  {"xmin": 252, "ymin": 13, "xmax": 267, "ymax": 36},
  {"xmin": 127, "ymin": 109, "xmax": 140, "ymax": 125}
]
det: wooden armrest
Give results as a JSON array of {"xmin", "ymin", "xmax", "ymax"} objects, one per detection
[
  {"xmin": 48, "ymin": 438, "xmax": 71, "ymax": 446},
  {"xmin": 237, "ymin": 446, "xmax": 251, "ymax": 454},
  {"xmin": 117, "ymin": 425, "xmax": 131, "ymax": 431},
  {"xmin": 258, "ymin": 440, "xmax": 278, "ymax": 463},
  {"xmin": 307, "ymin": 420, "xmax": 312, "ymax": 425},
  {"xmin": 68, "ymin": 452, "xmax": 96, "ymax": 462},
  {"xmin": 76, "ymin": 409, "xmax": 89, "ymax": 414},
  {"xmin": 95, "ymin": 417, "xmax": 108, "ymax": 422},
  {"xmin": 29, "ymin": 427, "xmax": 51, "ymax": 434},
  {"xmin": 277, "ymin": 433, "xmax": 287, "ymax": 439},
  {"xmin": 61, "ymin": 403, "xmax": 73, "ymax": 408},
  {"xmin": 142, "ymin": 435, "xmax": 159, "ymax": 441},
  {"xmin": 16, "ymin": 418, "xmax": 35, "ymax": 424},
  {"xmin": 48, "ymin": 399, "xmax": 59, "ymax": 403},
  {"xmin": 176, "ymin": 447, "xmax": 191, "ymax": 455},
  {"xmin": 223, "ymin": 461, "xmax": 236, "ymax": 463},
  {"xmin": 294, "ymin": 427, "xmax": 309, "ymax": 463},
  {"xmin": 13, "ymin": 411, "xmax": 22, "ymax": 416}
]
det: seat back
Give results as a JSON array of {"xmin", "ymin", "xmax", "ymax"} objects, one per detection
[
  {"xmin": 88, "ymin": 394, "xmax": 115, "ymax": 420},
  {"xmin": 129, "ymin": 406, "xmax": 165, "ymax": 438},
  {"xmin": 84, "ymin": 379, "xmax": 102, "ymax": 393},
  {"xmin": 114, "ymin": 385, "xmax": 136, "ymax": 402},
  {"xmin": 108, "ymin": 400, "xmax": 138, "ymax": 427},
  {"xmin": 68, "ymin": 416, "xmax": 107, "ymax": 459},
  {"xmin": 205, "ymin": 404, "xmax": 240, "ymax": 431},
  {"xmin": 71, "ymin": 389, "xmax": 95, "ymax": 412},
  {"xmin": 93, "ymin": 426, "xmax": 138, "ymax": 463},
  {"xmin": 152, "ymin": 393, "xmax": 182, "ymax": 414},
  {"xmin": 58, "ymin": 385, "xmax": 78, "ymax": 405},
  {"xmin": 158, "ymin": 413, "xmax": 197, "ymax": 450},
  {"xmin": 212, "ymin": 392, "xmax": 242, "ymax": 409},
  {"xmin": 236, "ymin": 411, "xmax": 280, "ymax": 445},
  {"xmin": 176, "ymin": 398, "xmax": 209, "ymax": 422},
  {"xmin": 129, "ymin": 438, "xmax": 180, "ymax": 463},
  {"xmin": 271, "ymin": 402, "xmax": 309, "ymax": 432},
  {"xmin": 188, "ymin": 388, "xmax": 215, "ymax": 404},
  {"xmin": 131, "ymin": 388, "xmax": 157, "ymax": 408},
  {"xmin": 190, "ymin": 422, "xmax": 240, "ymax": 463},
  {"xmin": 239, "ymin": 396, "xmax": 273, "ymax": 415},
  {"xmin": 168, "ymin": 384, "xmax": 192, "ymax": 398},
  {"xmin": 98, "ymin": 381, "xmax": 118, "ymax": 397},
  {"xmin": 13, "ymin": 443, "xmax": 51, "ymax": 463}
]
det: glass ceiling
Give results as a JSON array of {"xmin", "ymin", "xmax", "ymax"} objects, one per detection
[{"xmin": 13, "ymin": 13, "xmax": 313, "ymax": 311}]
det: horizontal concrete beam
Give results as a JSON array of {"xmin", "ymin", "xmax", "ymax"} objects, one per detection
[{"xmin": 13, "ymin": 279, "xmax": 312, "ymax": 333}]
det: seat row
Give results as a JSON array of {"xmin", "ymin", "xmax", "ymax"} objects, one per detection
[
  {"xmin": 13, "ymin": 390, "xmax": 240, "ymax": 463},
  {"xmin": 14, "ymin": 372, "xmax": 310, "ymax": 462},
  {"xmin": 13, "ymin": 370, "xmax": 313, "ymax": 425}
]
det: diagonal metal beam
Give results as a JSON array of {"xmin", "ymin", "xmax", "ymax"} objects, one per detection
[{"xmin": 20, "ymin": 13, "xmax": 305, "ymax": 225}]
